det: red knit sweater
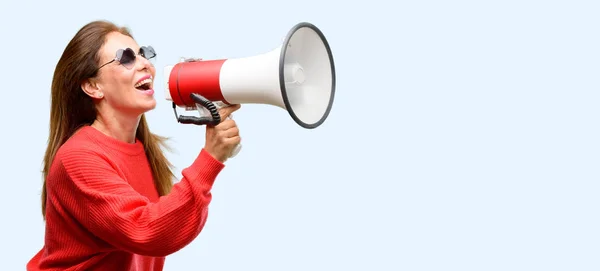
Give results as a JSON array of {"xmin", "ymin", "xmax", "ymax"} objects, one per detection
[{"xmin": 27, "ymin": 126, "xmax": 225, "ymax": 271}]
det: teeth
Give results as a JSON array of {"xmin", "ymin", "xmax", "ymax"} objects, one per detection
[{"xmin": 135, "ymin": 77, "xmax": 153, "ymax": 88}]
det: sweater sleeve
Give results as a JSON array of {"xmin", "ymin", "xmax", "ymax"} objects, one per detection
[{"xmin": 46, "ymin": 148, "xmax": 224, "ymax": 257}]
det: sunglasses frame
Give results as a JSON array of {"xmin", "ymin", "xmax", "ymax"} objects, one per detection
[{"xmin": 96, "ymin": 45, "xmax": 156, "ymax": 72}]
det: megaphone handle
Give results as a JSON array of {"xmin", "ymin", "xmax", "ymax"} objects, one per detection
[
  {"xmin": 213, "ymin": 102, "xmax": 242, "ymax": 158},
  {"xmin": 173, "ymin": 93, "xmax": 242, "ymax": 158},
  {"xmin": 224, "ymin": 114, "xmax": 242, "ymax": 158},
  {"xmin": 229, "ymin": 140, "xmax": 242, "ymax": 158}
]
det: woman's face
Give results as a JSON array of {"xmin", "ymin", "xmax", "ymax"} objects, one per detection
[{"xmin": 91, "ymin": 31, "xmax": 157, "ymax": 116}]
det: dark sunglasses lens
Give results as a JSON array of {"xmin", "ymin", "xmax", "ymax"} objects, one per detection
[
  {"xmin": 141, "ymin": 46, "xmax": 156, "ymax": 62},
  {"xmin": 119, "ymin": 48, "xmax": 136, "ymax": 69}
]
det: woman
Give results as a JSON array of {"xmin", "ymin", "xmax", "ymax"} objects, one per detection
[{"xmin": 27, "ymin": 20, "xmax": 241, "ymax": 270}]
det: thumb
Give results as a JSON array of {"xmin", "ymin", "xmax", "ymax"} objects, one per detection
[{"xmin": 219, "ymin": 104, "xmax": 241, "ymax": 120}]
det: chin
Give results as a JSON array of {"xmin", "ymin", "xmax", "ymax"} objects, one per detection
[
  {"xmin": 131, "ymin": 83, "xmax": 157, "ymax": 113},
  {"xmin": 130, "ymin": 99, "xmax": 157, "ymax": 116},
  {"xmin": 142, "ymin": 99, "xmax": 157, "ymax": 112}
]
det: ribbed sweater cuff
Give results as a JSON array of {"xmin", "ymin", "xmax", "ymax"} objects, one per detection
[{"xmin": 183, "ymin": 149, "xmax": 225, "ymax": 186}]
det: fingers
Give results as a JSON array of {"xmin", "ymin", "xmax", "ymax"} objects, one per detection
[
  {"xmin": 214, "ymin": 127, "xmax": 240, "ymax": 147},
  {"xmin": 219, "ymin": 126, "xmax": 239, "ymax": 138},
  {"xmin": 225, "ymin": 136, "xmax": 242, "ymax": 146},
  {"xmin": 215, "ymin": 119, "xmax": 237, "ymax": 130},
  {"xmin": 204, "ymin": 108, "xmax": 241, "ymax": 162},
  {"xmin": 219, "ymin": 104, "xmax": 241, "ymax": 120},
  {"xmin": 212, "ymin": 119, "xmax": 239, "ymax": 138}
]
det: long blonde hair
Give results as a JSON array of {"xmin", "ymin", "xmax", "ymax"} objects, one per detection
[{"xmin": 41, "ymin": 20, "xmax": 175, "ymax": 218}]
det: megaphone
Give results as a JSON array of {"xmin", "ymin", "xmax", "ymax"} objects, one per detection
[{"xmin": 164, "ymin": 22, "xmax": 336, "ymax": 157}]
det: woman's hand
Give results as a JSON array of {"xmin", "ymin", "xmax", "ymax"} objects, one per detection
[{"xmin": 204, "ymin": 104, "xmax": 242, "ymax": 163}]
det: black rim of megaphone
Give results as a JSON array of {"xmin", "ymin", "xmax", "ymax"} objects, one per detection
[{"xmin": 279, "ymin": 22, "xmax": 336, "ymax": 129}]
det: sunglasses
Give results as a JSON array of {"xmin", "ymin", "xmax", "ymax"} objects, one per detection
[{"xmin": 97, "ymin": 46, "xmax": 156, "ymax": 71}]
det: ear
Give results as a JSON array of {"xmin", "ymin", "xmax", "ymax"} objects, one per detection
[{"xmin": 81, "ymin": 78, "xmax": 103, "ymax": 99}]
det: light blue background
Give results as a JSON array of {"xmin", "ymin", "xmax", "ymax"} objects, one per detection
[{"xmin": 1, "ymin": 0, "xmax": 599, "ymax": 270}]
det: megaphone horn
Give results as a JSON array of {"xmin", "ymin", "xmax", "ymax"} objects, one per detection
[{"xmin": 164, "ymin": 22, "xmax": 336, "ymax": 130}]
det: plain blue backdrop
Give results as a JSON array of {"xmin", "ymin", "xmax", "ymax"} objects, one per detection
[{"xmin": 1, "ymin": 0, "xmax": 599, "ymax": 270}]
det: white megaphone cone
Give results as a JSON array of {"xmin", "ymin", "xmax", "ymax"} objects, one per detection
[{"xmin": 164, "ymin": 22, "xmax": 336, "ymax": 159}]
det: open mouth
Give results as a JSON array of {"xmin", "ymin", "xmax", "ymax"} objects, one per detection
[{"xmin": 134, "ymin": 76, "xmax": 153, "ymax": 91}]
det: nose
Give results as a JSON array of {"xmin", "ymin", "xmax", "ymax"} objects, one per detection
[{"xmin": 137, "ymin": 55, "xmax": 154, "ymax": 70}]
